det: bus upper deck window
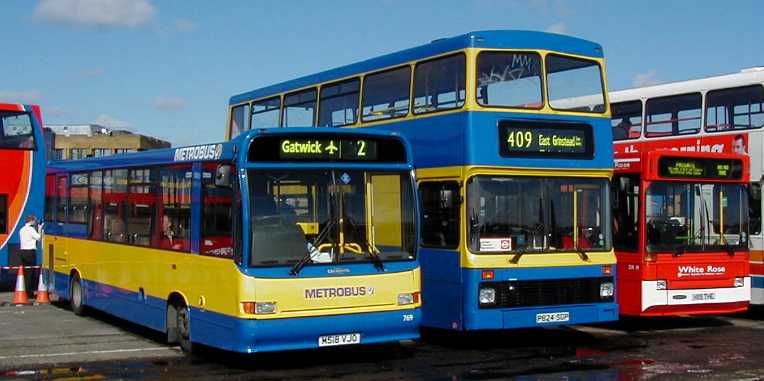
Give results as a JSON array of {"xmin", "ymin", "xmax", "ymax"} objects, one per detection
[
  {"xmin": 413, "ymin": 54, "xmax": 465, "ymax": 114},
  {"xmin": 546, "ymin": 54, "xmax": 605, "ymax": 113},
  {"xmin": 706, "ymin": 85, "xmax": 764, "ymax": 132},
  {"xmin": 362, "ymin": 66, "xmax": 411, "ymax": 122},
  {"xmin": 476, "ymin": 52, "xmax": 542, "ymax": 109},
  {"xmin": 611, "ymin": 101, "xmax": 643, "ymax": 141},
  {"xmin": 251, "ymin": 97, "xmax": 281, "ymax": 129},
  {"xmin": 319, "ymin": 78, "xmax": 360, "ymax": 127},
  {"xmin": 229, "ymin": 104, "xmax": 249, "ymax": 139},
  {"xmin": 0, "ymin": 111, "xmax": 35, "ymax": 150}
]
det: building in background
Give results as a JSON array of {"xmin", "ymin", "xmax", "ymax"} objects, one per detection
[{"xmin": 46, "ymin": 124, "xmax": 170, "ymax": 160}]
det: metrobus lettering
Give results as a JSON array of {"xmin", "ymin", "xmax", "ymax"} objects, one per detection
[
  {"xmin": 281, "ymin": 140, "xmax": 323, "ymax": 154},
  {"xmin": 304, "ymin": 286, "xmax": 373, "ymax": 299},
  {"xmin": 174, "ymin": 144, "xmax": 222, "ymax": 161}
]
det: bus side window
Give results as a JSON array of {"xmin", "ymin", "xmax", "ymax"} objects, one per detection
[
  {"xmin": 103, "ymin": 169, "xmax": 127, "ymax": 243},
  {"xmin": 68, "ymin": 173, "xmax": 89, "ymax": 225},
  {"xmin": 201, "ymin": 163, "xmax": 235, "ymax": 258},
  {"xmin": 56, "ymin": 176, "xmax": 68, "ymax": 224},
  {"xmin": 89, "ymin": 171, "xmax": 103, "ymax": 240},
  {"xmin": 127, "ymin": 168, "xmax": 156, "ymax": 246},
  {"xmin": 157, "ymin": 166, "xmax": 192, "ymax": 252},
  {"xmin": 750, "ymin": 183, "xmax": 762, "ymax": 236},
  {"xmin": 419, "ymin": 181, "xmax": 460, "ymax": 249},
  {"xmin": 45, "ymin": 174, "xmax": 56, "ymax": 222},
  {"xmin": 283, "ymin": 88, "xmax": 317, "ymax": 127}
]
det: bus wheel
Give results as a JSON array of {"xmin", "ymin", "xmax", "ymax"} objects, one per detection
[
  {"xmin": 176, "ymin": 302, "xmax": 193, "ymax": 353},
  {"xmin": 70, "ymin": 274, "xmax": 85, "ymax": 316}
]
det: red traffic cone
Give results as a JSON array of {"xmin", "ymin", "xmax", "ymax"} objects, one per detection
[
  {"xmin": 35, "ymin": 270, "xmax": 50, "ymax": 304},
  {"xmin": 12, "ymin": 266, "xmax": 29, "ymax": 305}
]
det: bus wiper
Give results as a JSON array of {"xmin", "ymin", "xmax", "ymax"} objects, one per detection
[
  {"xmin": 367, "ymin": 246, "xmax": 385, "ymax": 271},
  {"xmin": 672, "ymin": 244, "xmax": 685, "ymax": 257},
  {"xmin": 290, "ymin": 217, "xmax": 336, "ymax": 276},
  {"xmin": 574, "ymin": 245, "xmax": 589, "ymax": 261},
  {"xmin": 509, "ymin": 246, "xmax": 530, "ymax": 264}
]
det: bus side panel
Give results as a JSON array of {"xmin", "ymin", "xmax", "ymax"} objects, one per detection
[{"xmin": 419, "ymin": 248, "xmax": 463, "ymax": 329}]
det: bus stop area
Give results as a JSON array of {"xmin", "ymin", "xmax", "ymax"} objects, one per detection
[{"xmin": 2, "ymin": 292, "xmax": 764, "ymax": 380}]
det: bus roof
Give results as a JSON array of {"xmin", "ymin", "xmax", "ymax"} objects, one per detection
[
  {"xmin": 610, "ymin": 67, "xmax": 764, "ymax": 103},
  {"xmin": 47, "ymin": 127, "xmax": 412, "ymax": 173},
  {"xmin": 229, "ymin": 30, "xmax": 604, "ymax": 105}
]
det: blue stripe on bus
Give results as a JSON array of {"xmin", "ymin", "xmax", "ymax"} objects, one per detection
[
  {"xmin": 752, "ymin": 275, "xmax": 764, "ymax": 288},
  {"xmin": 52, "ymin": 271, "xmax": 420, "ymax": 353}
]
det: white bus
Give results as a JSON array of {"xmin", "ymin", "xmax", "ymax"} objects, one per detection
[{"xmin": 608, "ymin": 67, "xmax": 764, "ymax": 303}]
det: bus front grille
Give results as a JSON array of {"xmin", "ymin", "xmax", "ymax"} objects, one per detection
[{"xmin": 480, "ymin": 277, "xmax": 613, "ymax": 308}]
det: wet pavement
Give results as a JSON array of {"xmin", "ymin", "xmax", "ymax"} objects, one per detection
[{"xmin": 1, "ymin": 300, "xmax": 764, "ymax": 380}]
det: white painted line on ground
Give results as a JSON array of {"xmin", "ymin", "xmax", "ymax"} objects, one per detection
[{"xmin": 0, "ymin": 346, "xmax": 180, "ymax": 360}]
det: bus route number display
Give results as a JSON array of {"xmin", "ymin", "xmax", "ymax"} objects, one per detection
[
  {"xmin": 498, "ymin": 121, "xmax": 592, "ymax": 158},
  {"xmin": 279, "ymin": 138, "xmax": 377, "ymax": 161},
  {"xmin": 658, "ymin": 157, "xmax": 743, "ymax": 180}
]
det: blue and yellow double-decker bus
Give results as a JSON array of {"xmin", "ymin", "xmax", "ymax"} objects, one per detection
[
  {"xmin": 44, "ymin": 128, "xmax": 421, "ymax": 352},
  {"xmin": 227, "ymin": 30, "xmax": 617, "ymax": 330}
]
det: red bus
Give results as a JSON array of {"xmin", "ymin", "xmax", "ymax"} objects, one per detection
[
  {"xmin": 612, "ymin": 150, "xmax": 750, "ymax": 316},
  {"xmin": 0, "ymin": 103, "xmax": 46, "ymax": 271}
]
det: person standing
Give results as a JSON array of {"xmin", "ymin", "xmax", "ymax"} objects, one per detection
[{"xmin": 19, "ymin": 215, "xmax": 42, "ymax": 298}]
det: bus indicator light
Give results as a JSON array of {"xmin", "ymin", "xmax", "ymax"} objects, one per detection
[
  {"xmin": 481, "ymin": 270, "xmax": 495, "ymax": 280},
  {"xmin": 601, "ymin": 265, "xmax": 612, "ymax": 275}
]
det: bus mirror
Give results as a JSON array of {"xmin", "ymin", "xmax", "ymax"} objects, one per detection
[{"xmin": 215, "ymin": 165, "xmax": 233, "ymax": 187}]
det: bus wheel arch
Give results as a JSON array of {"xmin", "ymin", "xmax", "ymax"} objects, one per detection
[
  {"xmin": 69, "ymin": 270, "xmax": 86, "ymax": 316},
  {"xmin": 166, "ymin": 292, "xmax": 193, "ymax": 353}
]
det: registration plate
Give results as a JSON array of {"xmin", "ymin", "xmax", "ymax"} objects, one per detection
[
  {"xmin": 318, "ymin": 333, "xmax": 361, "ymax": 347},
  {"xmin": 536, "ymin": 312, "xmax": 570, "ymax": 324},
  {"xmin": 692, "ymin": 292, "xmax": 716, "ymax": 301}
]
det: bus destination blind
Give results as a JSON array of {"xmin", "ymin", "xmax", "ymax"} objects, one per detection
[
  {"xmin": 498, "ymin": 121, "xmax": 593, "ymax": 158},
  {"xmin": 658, "ymin": 157, "xmax": 743, "ymax": 180},
  {"xmin": 279, "ymin": 138, "xmax": 377, "ymax": 161}
]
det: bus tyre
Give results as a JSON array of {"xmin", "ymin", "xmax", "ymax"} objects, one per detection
[
  {"xmin": 176, "ymin": 302, "xmax": 193, "ymax": 353},
  {"xmin": 70, "ymin": 274, "xmax": 85, "ymax": 316}
]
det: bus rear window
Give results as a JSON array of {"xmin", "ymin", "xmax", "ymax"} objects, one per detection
[
  {"xmin": 706, "ymin": 85, "xmax": 764, "ymax": 132},
  {"xmin": 546, "ymin": 54, "xmax": 605, "ymax": 113},
  {"xmin": 476, "ymin": 52, "xmax": 542, "ymax": 109},
  {"xmin": 0, "ymin": 111, "xmax": 35, "ymax": 150}
]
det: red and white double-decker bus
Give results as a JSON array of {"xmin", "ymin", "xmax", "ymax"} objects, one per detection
[
  {"xmin": 609, "ymin": 68, "xmax": 764, "ymax": 304},
  {"xmin": 0, "ymin": 103, "xmax": 46, "ymax": 272},
  {"xmin": 612, "ymin": 150, "xmax": 750, "ymax": 315}
]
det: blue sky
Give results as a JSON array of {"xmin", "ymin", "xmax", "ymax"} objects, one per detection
[{"xmin": 1, "ymin": 0, "xmax": 762, "ymax": 146}]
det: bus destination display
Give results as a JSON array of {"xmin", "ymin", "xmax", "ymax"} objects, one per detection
[
  {"xmin": 658, "ymin": 157, "xmax": 743, "ymax": 180},
  {"xmin": 498, "ymin": 121, "xmax": 592, "ymax": 158},
  {"xmin": 279, "ymin": 138, "xmax": 377, "ymax": 161}
]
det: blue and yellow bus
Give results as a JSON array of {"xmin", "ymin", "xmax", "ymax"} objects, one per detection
[
  {"xmin": 227, "ymin": 30, "xmax": 617, "ymax": 330},
  {"xmin": 44, "ymin": 128, "xmax": 421, "ymax": 352}
]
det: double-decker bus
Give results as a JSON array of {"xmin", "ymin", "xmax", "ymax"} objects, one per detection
[
  {"xmin": 0, "ymin": 103, "xmax": 46, "ymax": 273},
  {"xmin": 44, "ymin": 128, "xmax": 421, "ymax": 353},
  {"xmin": 227, "ymin": 30, "xmax": 618, "ymax": 330},
  {"xmin": 612, "ymin": 151, "xmax": 750, "ymax": 315},
  {"xmin": 609, "ymin": 67, "xmax": 764, "ymax": 303}
]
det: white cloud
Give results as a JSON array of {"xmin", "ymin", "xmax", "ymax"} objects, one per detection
[
  {"xmin": 0, "ymin": 90, "xmax": 42, "ymax": 104},
  {"xmin": 633, "ymin": 70, "xmax": 662, "ymax": 87},
  {"xmin": 45, "ymin": 107, "xmax": 68, "ymax": 117},
  {"xmin": 33, "ymin": 0, "xmax": 156, "ymax": 28},
  {"xmin": 545, "ymin": 22, "xmax": 567, "ymax": 34},
  {"xmin": 80, "ymin": 68, "xmax": 105, "ymax": 78},
  {"xmin": 174, "ymin": 19, "xmax": 195, "ymax": 32},
  {"xmin": 95, "ymin": 114, "xmax": 131, "ymax": 129},
  {"xmin": 153, "ymin": 96, "xmax": 187, "ymax": 111}
]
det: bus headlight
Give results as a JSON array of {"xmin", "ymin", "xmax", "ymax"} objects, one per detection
[
  {"xmin": 656, "ymin": 280, "xmax": 667, "ymax": 290},
  {"xmin": 398, "ymin": 293, "xmax": 414, "ymax": 305},
  {"xmin": 600, "ymin": 282, "xmax": 614, "ymax": 298},
  {"xmin": 254, "ymin": 302, "xmax": 277, "ymax": 315},
  {"xmin": 735, "ymin": 277, "xmax": 745, "ymax": 287},
  {"xmin": 479, "ymin": 287, "xmax": 496, "ymax": 305}
]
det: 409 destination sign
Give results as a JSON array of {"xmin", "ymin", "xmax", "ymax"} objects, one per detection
[{"xmin": 498, "ymin": 120, "xmax": 593, "ymax": 158}]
